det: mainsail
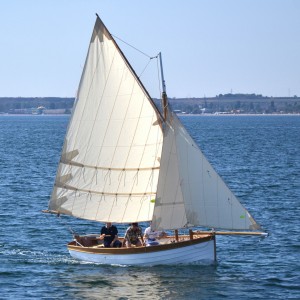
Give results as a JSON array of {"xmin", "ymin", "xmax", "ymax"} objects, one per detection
[
  {"xmin": 49, "ymin": 17, "xmax": 163, "ymax": 223},
  {"xmin": 152, "ymin": 112, "xmax": 260, "ymax": 231},
  {"xmin": 49, "ymin": 15, "xmax": 260, "ymax": 232}
]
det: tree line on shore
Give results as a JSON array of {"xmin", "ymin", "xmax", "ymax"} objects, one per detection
[{"xmin": 0, "ymin": 94, "xmax": 299, "ymax": 114}]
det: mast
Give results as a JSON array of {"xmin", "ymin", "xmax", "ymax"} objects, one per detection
[{"xmin": 159, "ymin": 52, "xmax": 168, "ymax": 120}]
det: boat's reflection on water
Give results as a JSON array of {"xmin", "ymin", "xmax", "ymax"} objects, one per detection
[{"xmin": 54, "ymin": 263, "xmax": 218, "ymax": 299}]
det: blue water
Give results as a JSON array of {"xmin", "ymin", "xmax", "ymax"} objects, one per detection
[{"xmin": 0, "ymin": 115, "xmax": 299, "ymax": 299}]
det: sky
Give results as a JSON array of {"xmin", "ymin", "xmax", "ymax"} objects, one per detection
[{"xmin": 0, "ymin": 0, "xmax": 299, "ymax": 98}]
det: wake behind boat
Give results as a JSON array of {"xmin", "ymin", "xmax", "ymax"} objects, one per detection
[{"xmin": 44, "ymin": 14, "xmax": 267, "ymax": 266}]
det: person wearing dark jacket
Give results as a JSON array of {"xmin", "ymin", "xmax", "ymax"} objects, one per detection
[{"xmin": 99, "ymin": 222, "xmax": 122, "ymax": 248}]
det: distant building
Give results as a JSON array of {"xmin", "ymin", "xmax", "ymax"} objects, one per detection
[{"xmin": 43, "ymin": 109, "xmax": 67, "ymax": 114}]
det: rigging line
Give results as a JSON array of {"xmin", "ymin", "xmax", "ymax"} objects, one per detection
[
  {"xmin": 112, "ymin": 34, "xmax": 160, "ymax": 79},
  {"xmin": 138, "ymin": 54, "xmax": 160, "ymax": 82},
  {"xmin": 112, "ymin": 34, "xmax": 157, "ymax": 59},
  {"xmin": 57, "ymin": 214, "xmax": 78, "ymax": 237},
  {"xmin": 139, "ymin": 58, "xmax": 153, "ymax": 78}
]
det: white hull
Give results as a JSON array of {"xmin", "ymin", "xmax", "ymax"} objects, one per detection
[{"xmin": 68, "ymin": 235, "xmax": 216, "ymax": 266}]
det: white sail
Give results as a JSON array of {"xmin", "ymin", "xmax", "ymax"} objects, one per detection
[
  {"xmin": 49, "ymin": 16, "xmax": 260, "ymax": 232},
  {"xmin": 152, "ymin": 112, "xmax": 260, "ymax": 231},
  {"xmin": 49, "ymin": 18, "xmax": 163, "ymax": 223},
  {"xmin": 45, "ymin": 15, "xmax": 266, "ymax": 267}
]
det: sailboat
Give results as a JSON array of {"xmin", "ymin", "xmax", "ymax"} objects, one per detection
[{"xmin": 44, "ymin": 15, "xmax": 267, "ymax": 266}]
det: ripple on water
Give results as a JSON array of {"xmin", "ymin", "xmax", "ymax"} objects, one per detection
[{"xmin": 0, "ymin": 115, "xmax": 299, "ymax": 299}]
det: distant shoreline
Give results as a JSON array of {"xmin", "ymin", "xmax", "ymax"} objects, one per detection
[
  {"xmin": 1, "ymin": 94, "xmax": 299, "ymax": 114},
  {"xmin": 178, "ymin": 113, "xmax": 300, "ymax": 117},
  {"xmin": 0, "ymin": 113, "xmax": 70, "ymax": 116},
  {"xmin": 1, "ymin": 113, "xmax": 299, "ymax": 117}
]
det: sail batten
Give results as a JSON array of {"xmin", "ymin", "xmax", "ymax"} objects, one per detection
[
  {"xmin": 59, "ymin": 161, "xmax": 160, "ymax": 171},
  {"xmin": 53, "ymin": 184, "xmax": 156, "ymax": 196}
]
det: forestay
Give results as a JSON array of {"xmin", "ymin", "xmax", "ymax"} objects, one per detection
[
  {"xmin": 152, "ymin": 112, "xmax": 260, "ymax": 231},
  {"xmin": 49, "ymin": 18, "xmax": 163, "ymax": 223}
]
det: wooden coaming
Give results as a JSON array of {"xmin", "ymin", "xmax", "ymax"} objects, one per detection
[{"xmin": 67, "ymin": 233, "xmax": 215, "ymax": 255}]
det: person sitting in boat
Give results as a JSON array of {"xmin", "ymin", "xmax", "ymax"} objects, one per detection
[
  {"xmin": 144, "ymin": 222, "xmax": 167, "ymax": 246},
  {"xmin": 99, "ymin": 222, "xmax": 122, "ymax": 248},
  {"xmin": 124, "ymin": 223, "xmax": 144, "ymax": 247}
]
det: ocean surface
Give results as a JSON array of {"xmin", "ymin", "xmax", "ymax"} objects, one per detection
[{"xmin": 0, "ymin": 115, "xmax": 299, "ymax": 299}]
